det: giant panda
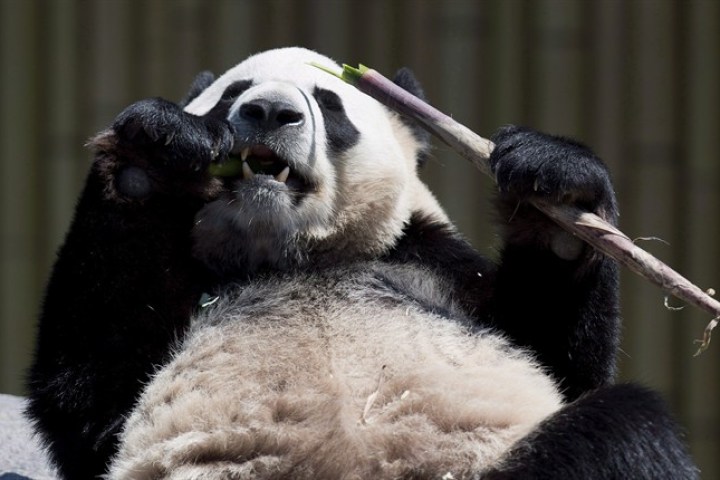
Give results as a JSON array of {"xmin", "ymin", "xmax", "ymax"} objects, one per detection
[{"xmin": 26, "ymin": 47, "xmax": 698, "ymax": 479}]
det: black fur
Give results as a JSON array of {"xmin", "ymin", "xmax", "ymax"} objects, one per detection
[
  {"xmin": 179, "ymin": 70, "xmax": 216, "ymax": 107},
  {"xmin": 313, "ymin": 87, "xmax": 360, "ymax": 154},
  {"xmin": 490, "ymin": 125, "xmax": 618, "ymax": 254},
  {"xmin": 26, "ymin": 63, "xmax": 697, "ymax": 479},
  {"xmin": 204, "ymin": 80, "xmax": 254, "ymax": 124},
  {"xmin": 483, "ymin": 384, "xmax": 698, "ymax": 479},
  {"xmin": 112, "ymin": 97, "xmax": 233, "ymax": 180}
]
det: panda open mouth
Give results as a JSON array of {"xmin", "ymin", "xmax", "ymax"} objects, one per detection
[{"xmin": 218, "ymin": 144, "xmax": 311, "ymax": 195}]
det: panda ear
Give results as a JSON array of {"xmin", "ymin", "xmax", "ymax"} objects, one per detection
[
  {"xmin": 179, "ymin": 70, "xmax": 216, "ymax": 107},
  {"xmin": 392, "ymin": 68, "xmax": 431, "ymax": 166},
  {"xmin": 392, "ymin": 68, "xmax": 426, "ymax": 101}
]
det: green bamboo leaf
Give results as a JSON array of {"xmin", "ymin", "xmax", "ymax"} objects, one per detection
[{"xmin": 209, "ymin": 158, "xmax": 244, "ymax": 177}]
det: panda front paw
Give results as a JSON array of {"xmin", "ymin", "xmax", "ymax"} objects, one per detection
[
  {"xmin": 490, "ymin": 126, "xmax": 616, "ymax": 218},
  {"xmin": 94, "ymin": 98, "xmax": 233, "ymax": 200},
  {"xmin": 113, "ymin": 98, "xmax": 233, "ymax": 174},
  {"xmin": 490, "ymin": 126, "xmax": 618, "ymax": 259}
]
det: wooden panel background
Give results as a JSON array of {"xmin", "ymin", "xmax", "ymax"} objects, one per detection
[{"xmin": 1, "ymin": 0, "xmax": 718, "ymax": 475}]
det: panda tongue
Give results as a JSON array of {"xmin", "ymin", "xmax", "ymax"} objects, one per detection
[
  {"xmin": 250, "ymin": 144, "xmax": 275, "ymax": 158},
  {"xmin": 243, "ymin": 145, "xmax": 291, "ymax": 183}
]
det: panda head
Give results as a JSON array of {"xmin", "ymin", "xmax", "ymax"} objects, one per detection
[{"xmin": 185, "ymin": 47, "xmax": 446, "ymax": 278}]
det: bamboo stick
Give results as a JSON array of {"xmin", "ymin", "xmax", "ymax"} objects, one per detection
[{"xmin": 317, "ymin": 63, "xmax": 720, "ymax": 355}]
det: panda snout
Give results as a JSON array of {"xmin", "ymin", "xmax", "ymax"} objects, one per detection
[{"xmin": 237, "ymin": 99, "xmax": 305, "ymax": 131}]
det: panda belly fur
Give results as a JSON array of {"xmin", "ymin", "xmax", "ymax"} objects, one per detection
[{"xmin": 109, "ymin": 263, "xmax": 562, "ymax": 480}]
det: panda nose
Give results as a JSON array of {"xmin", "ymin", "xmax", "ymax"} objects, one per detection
[{"xmin": 238, "ymin": 99, "xmax": 305, "ymax": 130}]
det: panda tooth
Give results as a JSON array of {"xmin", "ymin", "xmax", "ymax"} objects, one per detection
[
  {"xmin": 241, "ymin": 148, "xmax": 250, "ymax": 161},
  {"xmin": 275, "ymin": 166, "xmax": 290, "ymax": 183},
  {"xmin": 242, "ymin": 161, "xmax": 255, "ymax": 179}
]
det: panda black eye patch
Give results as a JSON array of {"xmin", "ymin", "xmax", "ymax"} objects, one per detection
[
  {"xmin": 204, "ymin": 80, "xmax": 253, "ymax": 122},
  {"xmin": 221, "ymin": 80, "xmax": 253, "ymax": 101},
  {"xmin": 313, "ymin": 87, "xmax": 360, "ymax": 154},
  {"xmin": 313, "ymin": 88, "xmax": 344, "ymax": 112}
]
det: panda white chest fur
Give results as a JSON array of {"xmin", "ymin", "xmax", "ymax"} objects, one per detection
[
  {"xmin": 108, "ymin": 48, "xmax": 563, "ymax": 479},
  {"xmin": 110, "ymin": 265, "xmax": 561, "ymax": 479}
]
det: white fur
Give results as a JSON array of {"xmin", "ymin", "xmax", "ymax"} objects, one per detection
[{"xmin": 109, "ymin": 266, "xmax": 562, "ymax": 479}]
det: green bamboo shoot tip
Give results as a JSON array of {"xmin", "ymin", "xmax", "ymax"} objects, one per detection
[
  {"xmin": 340, "ymin": 64, "xmax": 370, "ymax": 83},
  {"xmin": 309, "ymin": 62, "xmax": 370, "ymax": 85},
  {"xmin": 308, "ymin": 62, "xmax": 345, "ymax": 81}
]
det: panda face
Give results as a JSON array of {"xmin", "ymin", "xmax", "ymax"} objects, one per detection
[
  {"xmin": 186, "ymin": 48, "xmax": 433, "ymax": 277},
  {"xmin": 203, "ymin": 77, "xmax": 360, "ymax": 204}
]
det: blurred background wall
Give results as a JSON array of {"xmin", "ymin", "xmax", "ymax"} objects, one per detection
[{"xmin": 1, "ymin": 0, "xmax": 718, "ymax": 475}]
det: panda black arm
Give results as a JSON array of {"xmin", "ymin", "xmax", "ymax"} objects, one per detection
[
  {"xmin": 27, "ymin": 166, "xmax": 207, "ymax": 478},
  {"xmin": 489, "ymin": 126, "xmax": 620, "ymax": 401},
  {"xmin": 26, "ymin": 87, "xmax": 230, "ymax": 478}
]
